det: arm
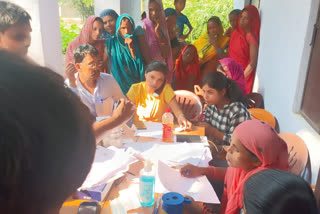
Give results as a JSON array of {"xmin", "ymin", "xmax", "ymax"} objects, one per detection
[
  {"xmin": 194, "ymin": 121, "xmax": 225, "ymax": 142},
  {"xmin": 93, "ymin": 99, "xmax": 135, "ymax": 143},
  {"xmin": 180, "ymin": 163, "xmax": 227, "ymax": 181},
  {"xmin": 180, "ymin": 24, "xmax": 193, "ymax": 40},
  {"xmin": 103, "ymin": 47, "xmax": 109, "ymax": 73},
  {"xmin": 168, "ymin": 97, "xmax": 192, "ymax": 129},
  {"xmin": 136, "ymin": 34, "xmax": 152, "ymax": 65},
  {"xmin": 210, "ymin": 37, "xmax": 229, "ymax": 59},
  {"xmin": 244, "ymin": 42, "xmax": 258, "ymax": 78}
]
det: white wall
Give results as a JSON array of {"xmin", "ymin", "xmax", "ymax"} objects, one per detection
[
  {"xmin": 95, "ymin": 0, "xmax": 141, "ymax": 24},
  {"xmin": 256, "ymin": 0, "xmax": 320, "ymax": 184},
  {"xmin": 234, "ymin": 0, "xmax": 250, "ymax": 9},
  {"xmin": 8, "ymin": 0, "xmax": 63, "ymax": 75}
]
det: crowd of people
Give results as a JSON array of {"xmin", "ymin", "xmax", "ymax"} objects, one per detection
[{"xmin": 0, "ymin": 1, "xmax": 318, "ymax": 214}]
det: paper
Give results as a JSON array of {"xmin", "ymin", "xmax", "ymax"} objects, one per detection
[
  {"xmin": 157, "ymin": 161, "xmax": 220, "ymax": 204},
  {"xmin": 134, "ymin": 122, "xmax": 163, "ymax": 139},
  {"xmin": 110, "ymin": 183, "xmax": 141, "ymax": 213},
  {"xmin": 81, "ymin": 146, "xmax": 137, "ymax": 189}
]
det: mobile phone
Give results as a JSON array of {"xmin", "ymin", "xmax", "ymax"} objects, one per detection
[
  {"xmin": 126, "ymin": 116, "xmax": 134, "ymax": 128},
  {"xmin": 77, "ymin": 201, "xmax": 100, "ymax": 214}
]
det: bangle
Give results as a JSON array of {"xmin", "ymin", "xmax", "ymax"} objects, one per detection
[{"xmin": 216, "ymin": 48, "xmax": 223, "ymax": 55}]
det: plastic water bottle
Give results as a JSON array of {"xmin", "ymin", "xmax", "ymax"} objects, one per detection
[
  {"xmin": 139, "ymin": 160, "xmax": 155, "ymax": 207},
  {"xmin": 162, "ymin": 108, "xmax": 174, "ymax": 142}
]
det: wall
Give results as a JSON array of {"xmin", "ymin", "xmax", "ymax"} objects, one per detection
[
  {"xmin": 256, "ymin": 0, "xmax": 320, "ymax": 184},
  {"xmin": 95, "ymin": 0, "xmax": 141, "ymax": 24},
  {"xmin": 8, "ymin": 0, "xmax": 63, "ymax": 75}
]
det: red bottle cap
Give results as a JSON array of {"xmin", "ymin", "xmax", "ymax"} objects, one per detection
[{"xmin": 165, "ymin": 108, "xmax": 171, "ymax": 113}]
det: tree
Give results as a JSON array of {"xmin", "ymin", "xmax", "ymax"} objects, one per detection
[{"xmin": 59, "ymin": 0, "xmax": 94, "ymax": 21}]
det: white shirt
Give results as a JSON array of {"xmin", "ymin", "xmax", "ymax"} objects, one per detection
[{"xmin": 66, "ymin": 73, "xmax": 125, "ymax": 117}]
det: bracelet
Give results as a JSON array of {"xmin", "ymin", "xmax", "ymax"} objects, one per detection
[{"xmin": 216, "ymin": 48, "xmax": 223, "ymax": 55}]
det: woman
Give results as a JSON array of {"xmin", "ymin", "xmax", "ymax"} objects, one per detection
[
  {"xmin": 99, "ymin": 9, "xmax": 119, "ymax": 40},
  {"xmin": 106, "ymin": 14, "xmax": 145, "ymax": 95},
  {"xmin": 217, "ymin": 58, "xmax": 246, "ymax": 95},
  {"xmin": 193, "ymin": 16, "xmax": 229, "ymax": 79},
  {"xmin": 229, "ymin": 5, "xmax": 260, "ymax": 94},
  {"xmin": 135, "ymin": 0, "xmax": 174, "ymax": 83},
  {"xmin": 65, "ymin": 16, "xmax": 107, "ymax": 81},
  {"xmin": 224, "ymin": 9, "xmax": 242, "ymax": 37},
  {"xmin": 196, "ymin": 72, "xmax": 250, "ymax": 146},
  {"xmin": 174, "ymin": 44, "xmax": 200, "ymax": 91},
  {"xmin": 127, "ymin": 61, "xmax": 191, "ymax": 129},
  {"xmin": 243, "ymin": 169, "xmax": 318, "ymax": 214},
  {"xmin": 181, "ymin": 120, "xmax": 289, "ymax": 214}
]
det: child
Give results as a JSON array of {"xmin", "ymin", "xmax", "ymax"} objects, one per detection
[
  {"xmin": 0, "ymin": 1, "xmax": 32, "ymax": 57},
  {"xmin": 174, "ymin": 0, "xmax": 193, "ymax": 40},
  {"xmin": 195, "ymin": 72, "xmax": 250, "ymax": 145},
  {"xmin": 224, "ymin": 9, "xmax": 241, "ymax": 37},
  {"xmin": 181, "ymin": 119, "xmax": 289, "ymax": 214},
  {"xmin": 243, "ymin": 169, "xmax": 318, "ymax": 214}
]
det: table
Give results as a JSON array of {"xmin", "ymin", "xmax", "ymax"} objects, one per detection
[{"xmin": 60, "ymin": 125, "xmax": 205, "ymax": 214}]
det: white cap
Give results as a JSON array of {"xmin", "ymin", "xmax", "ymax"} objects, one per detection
[{"xmin": 144, "ymin": 159, "xmax": 152, "ymax": 172}]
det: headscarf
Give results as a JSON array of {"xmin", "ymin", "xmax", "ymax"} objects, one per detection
[
  {"xmin": 141, "ymin": 0, "xmax": 174, "ymax": 83},
  {"xmin": 99, "ymin": 9, "xmax": 119, "ymax": 39},
  {"xmin": 229, "ymin": 5, "xmax": 260, "ymax": 93},
  {"xmin": 193, "ymin": 17, "xmax": 229, "ymax": 66},
  {"xmin": 222, "ymin": 119, "xmax": 288, "ymax": 214},
  {"xmin": 175, "ymin": 44, "xmax": 200, "ymax": 90},
  {"xmin": 219, "ymin": 58, "xmax": 246, "ymax": 95},
  {"xmin": 106, "ymin": 14, "xmax": 145, "ymax": 95},
  {"xmin": 65, "ymin": 16, "xmax": 105, "ymax": 66}
]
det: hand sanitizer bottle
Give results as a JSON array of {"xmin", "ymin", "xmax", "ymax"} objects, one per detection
[{"xmin": 139, "ymin": 160, "xmax": 155, "ymax": 207}]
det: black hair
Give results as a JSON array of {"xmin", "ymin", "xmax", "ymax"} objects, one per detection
[
  {"xmin": 0, "ymin": 50, "xmax": 95, "ymax": 213},
  {"xmin": 207, "ymin": 16, "xmax": 222, "ymax": 26},
  {"xmin": 216, "ymin": 63, "xmax": 225, "ymax": 74},
  {"xmin": 244, "ymin": 169, "xmax": 318, "ymax": 214},
  {"xmin": 145, "ymin": 61, "xmax": 168, "ymax": 76},
  {"xmin": 141, "ymin": 11, "xmax": 146, "ymax": 20},
  {"xmin": 93, "ymin": 16, "xmax": 103, "ymax": 24},
  {"xmin": 202, "ymin": 71, "xmax": 247, "ymax": 105},
  {"xmin": 0, "ymin": 1, "xmax": 31, "ymax": 32},
  {"xmin": 165, "ymin": 8, "xmax": 178, "ymax": 17},
  {"xmin": 229, "ymin": 9, "xmax": 241, "ymax": 17},
  {"xmin": 73, "ymin": 44, "xmax": 99, "ymax": 63},
  {"xmin": 174, "ymin": 0, "xmax": 185, "ymax": 3}
]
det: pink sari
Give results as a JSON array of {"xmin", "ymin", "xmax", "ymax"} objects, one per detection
[
  {"xmin": 65, "ymin": 16, "xmax": 105, "ymax": 67},
  {"xmin": 141, "ymin": 0, "xmax": 173, "ymax": 82},
  {"xmin": 221, "ymin": 120, "xmax": 288, "ymax": 214}
]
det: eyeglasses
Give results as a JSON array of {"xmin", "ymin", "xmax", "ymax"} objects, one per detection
[{"xmin": 82, "ymin": 61, "xmax": 103, "ymax": 68}]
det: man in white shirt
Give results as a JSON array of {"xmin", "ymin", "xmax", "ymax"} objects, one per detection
[{"xmin": 66, "ymin": 44, "xmax": 125, "ymax": 117}]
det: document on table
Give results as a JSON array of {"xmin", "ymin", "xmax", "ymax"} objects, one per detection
[
  {"xmin": 80, "ymin": 146, "xmax": 137, "ymax": 189},
  {"xmin": 157, "ymin": 160, "xmax": 220, "ymax": 204},
  {"xmin": 134, "ymin": 122, "xmax": 163, "ymax": 139}
]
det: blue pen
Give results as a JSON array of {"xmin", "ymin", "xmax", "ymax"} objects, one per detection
[{"xmin": 153, "ymin": 196, "xmax": 161, "ymax": 214}]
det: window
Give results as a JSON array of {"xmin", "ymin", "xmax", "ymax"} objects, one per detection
[{"xmin": 301, "ymin": 8, "xmax": 320, "ymax": 133}]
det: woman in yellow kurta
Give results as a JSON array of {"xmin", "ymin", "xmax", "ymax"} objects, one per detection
[
  {"xmin": 127, "ymin": 61, "xmax": 192, "ymax": 129},
  {"xmin": 194, "ymin": 16, "xmax": 229, "ymax": 79}
]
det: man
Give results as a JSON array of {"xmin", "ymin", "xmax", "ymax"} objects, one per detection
[{"xmin": 0, "ymin": 1, "xmax": 32, "ymax": 56}]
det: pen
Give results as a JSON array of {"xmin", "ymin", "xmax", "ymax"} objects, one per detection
[{"xmin": 153, "ymin": 196, "xmax": 161, "ymax": 214}]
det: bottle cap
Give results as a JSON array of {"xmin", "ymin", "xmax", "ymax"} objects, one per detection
[
  {"xmin": 144, "ymin": 159, "xmax": 152, "ymax": 172},
  {"xmin": 165, "ymin": 108, "xmax": 171, "ymax": 113}
]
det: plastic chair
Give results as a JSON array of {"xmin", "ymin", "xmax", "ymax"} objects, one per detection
[
  {"xmin": 248, "ymin": 108, "xmax": 280, "ymax": 133},
  {"xmin": 174, "ymin": 90, "xmax": 202, "ymax": 121},
  {"xmin": 279, "ymin": 133, "xmax": 311, "ymax": 183},
  {"xmin": 246, "ymin": 92, "xmax": 264, "ymax": 109}
]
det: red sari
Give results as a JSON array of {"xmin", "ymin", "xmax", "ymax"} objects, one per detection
[{"xmin": 229, "ymin": 5, "xmax": 260, "ymax": 94}]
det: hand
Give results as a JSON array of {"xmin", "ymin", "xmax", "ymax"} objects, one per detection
[
  {"xmin": 194, "ymin": 121, "xmax": 210, "ymax": 129},
  {"xmin": 124, "ymin": 37, "xmax": 136, "ymax": 59},
  {"xmin": 112, "ymin": 99, "xmax": 136, "ymax": 124},
  {"xmin": 178, "ymin": 115, "xmax": 192, "ymax": 130},
  {"xmin": 183, "ymin": 196, "xmax": 202, "ymax": 214},
  {"xmin": 209, "ymin": 35, "xmax": 219, "ymax": 49},
  {"xmin": 180, "ymin": 34, "xmax": 188, "ymax": 40},
  {"xmin": 180, "ymin": 163, "xmax": 205, "ymax": 178},
  {"xmin": 65, "ymin": 63, "xmax": 77, "ymax": 87}
]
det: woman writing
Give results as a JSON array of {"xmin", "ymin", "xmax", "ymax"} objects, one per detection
[
  {"xmin": 229, "ymin": 5, "xmax": 260, "ymax": 94},
  {"xmin": 106, "ymin": 14, "xmax": 145, "ymax": 95}
]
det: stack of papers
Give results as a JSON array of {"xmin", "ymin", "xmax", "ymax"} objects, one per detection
[{"xmin": 80, "ymin": 146, "xmax": 137, "ymax": 189}]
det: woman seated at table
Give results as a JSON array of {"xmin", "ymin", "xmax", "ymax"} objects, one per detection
[
  {"xmin": 181, "ymin": 119, "xmax": 289, "ymax": 214},
  {"xmin": 217, "ymin": 58, "xmax": 246, "ymax": 95},
  {"xmin": 135, "ymin": 0, "xmax": 174, "ymax": 82},
  {"xmin": 195, "ymin": 72, "xmax": 250, "ymax": 146},
  {"xmin": 243, "ymin": 169, "xmax": 318, "ymax": 214},
  {"xmin": 127, "ymin": 61, "xmax": 191, "ymax": 129},
  {"xmin": 193, "ymin": 16, "xmax": 229, "ymax": 79},
  {"xmin": 105, "ymin": 14, "xmax": 145, "ymax": 95}
]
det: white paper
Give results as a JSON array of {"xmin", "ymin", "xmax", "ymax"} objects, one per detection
[
  {"xmin": 134, "ymin": 122, "xmax": 163, "ymax": 139},
  {"xmin": 110, "ymin": 183, "xmax": 141, "ymax": 212},
  {"xmin": 81, "ymin": 146, "xmax": 137, "ymax": 189},
  {"xmin": 157, "ymin": 161, "xmax": 220, "ymax": 204}
]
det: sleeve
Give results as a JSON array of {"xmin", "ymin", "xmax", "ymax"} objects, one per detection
[
  {"xmin": 203, "ymin": 106, "xmax": 212, "ymax": 123},
  {"xmin": 64, "ymin": 78, "xmax": 78, "ymax": 96},
  {"xmin": 110, "ymin": 77, "xmax": 125, "ymax": 100},
  {"xmin": 246, "ymin": 32, "xmax": 258, "ymax": 46},
  {"xmin": 222, "ymin": 104, "xmax": 250, "ymax": 144},
  {"xmin": 126, "ymin": 84, "xmax": 138, "ymax": 104},
  {"xmin": 185, "ymin": 15, "xmax": 192, "ymax": 27},
  {"xmin": 134, "ymin": 24, "xmax": 145, "ymax": 36},
  {"xmin": 163, "ymin": 84, "xmax": 176, "ymax": 104}
]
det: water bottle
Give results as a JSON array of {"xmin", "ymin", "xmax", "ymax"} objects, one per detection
[
  {"xmin": 162, "ymin": 108, "xmax": 174, "ymax": 142},
  {"xmin": 139, "ymin": 160, "xmax": 155, "ymax": 207}
]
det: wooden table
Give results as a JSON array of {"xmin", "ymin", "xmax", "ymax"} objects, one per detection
[{"xmin": 60, "ymin": 126, "xmax": 205, "ymax": 214}]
